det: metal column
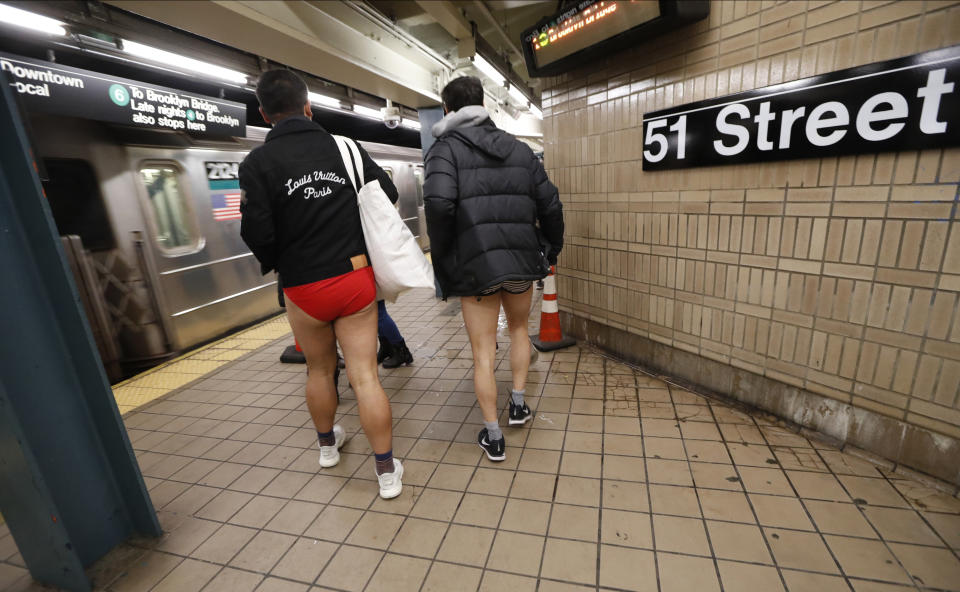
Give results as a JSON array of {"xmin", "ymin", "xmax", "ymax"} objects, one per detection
[
  {"xmin": 0, "ymin": 77, "xmax": 161, "ymax": 590},
  {"xmin": 417, "ymin": 106, "xmax": 445, "ymax": 157}
]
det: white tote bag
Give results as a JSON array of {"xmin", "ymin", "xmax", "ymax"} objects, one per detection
[{"xmin": 333, "ymin": 135, "xmax": 434, "ymax": 302}]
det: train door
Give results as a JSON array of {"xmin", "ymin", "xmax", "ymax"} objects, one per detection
[
  {"xmin": 129, "ymin": 147, "xmax": 279, "ymax": 351},
  {"xmin": 40, "ymin": 158, "xmax": 126, "ymax": 381}
]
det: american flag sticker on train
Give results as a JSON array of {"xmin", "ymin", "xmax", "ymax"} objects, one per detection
[{"xmin": 211, "ymin": 191, "xmax": 242, "ymax": 221}]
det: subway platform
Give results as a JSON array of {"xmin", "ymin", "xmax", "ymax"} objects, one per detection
[{"xmin": 2, "ymin": 289, "xmax": 959, "ymax": 592}]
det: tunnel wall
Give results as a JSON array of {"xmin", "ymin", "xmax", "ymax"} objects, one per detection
[{"xmin": 541, "ymin": 0, "xmax": 960, "ymax": 486}]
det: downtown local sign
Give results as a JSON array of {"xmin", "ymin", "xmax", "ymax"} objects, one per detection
[{"xmin": 1, "ymin": 52, "xmax": 245, "ymax": 137}]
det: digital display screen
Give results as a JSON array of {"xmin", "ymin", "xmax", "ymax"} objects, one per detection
[
  {"xmin": 526, "ymin": 1, "xmax": 661, "ymax": 70},
  {"xmin": 521, "ymin": 1, "xmax": 708, "ymax": 77}
]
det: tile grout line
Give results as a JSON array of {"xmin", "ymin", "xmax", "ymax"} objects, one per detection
[
  {"xmin": 668, "ymin": 380, "xmax": 730, "ymax": 592},
  {"xmin": 530, "ymin": 348, "xmax": 571, "ymax": 591},
  {"xmin": 706, "ymin": 391, "xmax": 795, "ymax": 592},
  {"xmin": 752, "ymin": 420, "xmax": 860, "ymax": 590},
  {"xmin": 811, "ymin": 441, "xmax": 925, "ymax": 591},
  {"xmin": 635, "ymin": 358, "xmax": 665, "ymax": 592}
]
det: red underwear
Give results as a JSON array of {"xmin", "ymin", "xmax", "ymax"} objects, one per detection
[{"xmin": 283, "ymin": 266, "xmax": 376, "ymax": 322}]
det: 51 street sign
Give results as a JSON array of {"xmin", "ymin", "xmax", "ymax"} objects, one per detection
[{"xmin": 641, "ymin": 45, "xmax": 959, "ymax": 171}]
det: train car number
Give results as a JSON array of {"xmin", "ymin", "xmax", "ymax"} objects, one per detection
[{"xmin": 205, "ymin": 161, "xmax": 239, "ymax": 180}]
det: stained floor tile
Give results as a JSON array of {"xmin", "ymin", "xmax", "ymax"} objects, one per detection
[{"xmin": 8, "ymin": 289, "xmax": 955, "ymax": 592}]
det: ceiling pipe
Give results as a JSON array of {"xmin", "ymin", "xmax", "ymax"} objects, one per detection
[
  {"xmin": 469, "ymin": 0, "xmax": 524, "ymax": 63},
  {"xmin": 346, "ymin": 0, "xmax": 455, "ymax": 70}
]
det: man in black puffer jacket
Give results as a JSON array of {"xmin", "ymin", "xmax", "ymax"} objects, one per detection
[
  {"xmin": 425, "ymin": 81, "xmax": 563, "ymax": 298},
  {"xmin": 424, "ymin": 76, "xmax": 564, "ymax": 462}
]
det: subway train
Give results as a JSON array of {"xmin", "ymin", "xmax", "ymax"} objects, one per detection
[{"xmin": 30, "ymin": 113, "xmax": 427, "ymax": 382}]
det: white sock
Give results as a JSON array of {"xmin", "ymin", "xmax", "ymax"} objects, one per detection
[{"xmin": 484, "ymin": 420, "xmax": 502, "ymax": 441}]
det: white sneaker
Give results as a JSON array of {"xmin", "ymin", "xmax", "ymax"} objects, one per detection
[
  {"xmin": 377, "ymin": 458, "xmax": 403, "ymax": 499},
  {"xmin": 318, "ymin": 425, "xmax": 345, "ymax": 468}
]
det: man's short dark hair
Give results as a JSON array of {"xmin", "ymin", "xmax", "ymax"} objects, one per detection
[
  {"xmin": 256, "ymin": 70, "xmax": 308, "ymax": 119},
  {"xmin": 441, "ymin": 76, "xmax": 484, "ymax": 113}
]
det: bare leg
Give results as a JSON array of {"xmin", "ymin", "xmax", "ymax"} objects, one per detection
[
  {"xmin": 285, "ymin": 299, "xmax": 338, "ymax": 433},
  {"xmin": 461, "ymin": 294, "xmax": 502, "ymax": 423},
  {"xmin": 501, "ymin": 287, "xmax": 534, "ymax": 392},
  {"xmin": 333, "ymin": 301, "xmax": 393, "ymax": 455}
]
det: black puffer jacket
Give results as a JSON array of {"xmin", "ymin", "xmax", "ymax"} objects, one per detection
[{"xmin": 424, "ymin": 107, "xmax": 564, "ymax": 298}]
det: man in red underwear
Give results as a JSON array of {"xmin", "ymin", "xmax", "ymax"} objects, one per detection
[{"xmin": 239, "ymin": 69, "xmax": 402, "ymax": 499}]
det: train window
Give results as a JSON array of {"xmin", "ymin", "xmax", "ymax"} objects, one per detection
[
  {"xmin": 41, "ymin": 159, "xmax": 116, "ymax": 251},
  {"xmin": 413, "ymin": 167, "xmax": 425, "ymax": 207},
  {"xmin": 139, "ymin": 164, "xmax": 202, "ymax": 254}
]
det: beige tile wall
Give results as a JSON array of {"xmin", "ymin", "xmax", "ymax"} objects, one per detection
[{"xmin": 541, "ymin": 1, "xmax": 960, "ymax": 439}]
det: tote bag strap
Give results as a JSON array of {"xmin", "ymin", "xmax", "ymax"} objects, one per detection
[
  {"xmin": 332, "ymin": 135, "xmax": 359, "ymax": 194},
  {"xmin": 341, "ymin": 137, "xmax": 366, "ymax": 186}
]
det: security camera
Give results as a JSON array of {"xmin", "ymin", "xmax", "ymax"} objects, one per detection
[{"xmin": 382, "ymin": 105, "xmax": 401, "ymax": 129}]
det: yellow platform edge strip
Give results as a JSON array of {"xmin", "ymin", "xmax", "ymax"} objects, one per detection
[{"xmin": 112, "ymin": 314, "xmax": 292, "ymax": 414}]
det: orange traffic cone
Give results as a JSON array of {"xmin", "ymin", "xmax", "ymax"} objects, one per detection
[
  {"xmin": 280, "ymin": 339, "xmax": 306, "ymax": 364},
  {"xmin": 531, "ymin": 266, "xmax": 576, "ymax": 352}
]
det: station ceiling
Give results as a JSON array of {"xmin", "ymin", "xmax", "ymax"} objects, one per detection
[
  {"xmin": 105, "ymin": 0, "xmax": 559, "ymax": 109},
  {"xmin": 0, "ymin": 0, "xmax": 551, "ymax": 147}
]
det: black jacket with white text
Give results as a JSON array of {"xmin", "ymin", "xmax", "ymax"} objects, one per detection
[{"xmin": 238, "ymin": 116, "xmax": 398, "ymax": 287}]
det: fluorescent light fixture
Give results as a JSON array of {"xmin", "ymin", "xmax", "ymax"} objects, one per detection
[
  {"xmin": 530, "ymin": 105, "xmax": 543, "ymax": 119},
  {"xmin": 122, "ymin": 39, "xmax": 248, "ymax": 84},
  {"xmin": 472, "ymin": 54, "xmax": 506, "ymax": 86},
  {"xmin": 401, "ymin": 118, "xmax": 421, "ymax": 131},
  {"xmin": 508, "ymin": 84, "xmax": 529, "ymax": 106},
  {"xmin": 308, "ymin": 91, "xmax": 341, "ymax": 108},
  {"xmin": 353, "ymin": 104, "xmax": 382, "ymax": 119},
  {"xmin": 0, "ymin": 3, "xmax": 66, "ymax": 35}
]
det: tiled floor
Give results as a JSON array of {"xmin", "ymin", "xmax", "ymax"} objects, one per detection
[
  {"xmin": 111, "ymin": 316, "xmax": 295, "ymax": 414},
  {"xmin": 2, "ymin": 288, "xmax": 960, "ymax": 591}
]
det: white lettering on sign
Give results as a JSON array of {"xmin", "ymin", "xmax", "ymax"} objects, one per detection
[
  {"xmin": 132, "ymin": 113, "xmax": 155, "ymax": 126},
  {"xmin": 714, "ymin": 104, "xmax": 750, "ymax": 156},
  {"xmin": 805, "ymin": 101, "xmax": 848, "ymax": 147},
  {"xmin": 13, "ymin": 82, "xmax": 49, "ymax": 96},
  {"xmin": 856, "ymin": 92, "xmax": 908, "ymax": 141},
  {"xmin": 917, "ymin": 68, "xmax": 954, "ymax": 134},
  {"xmin": 1, "ymin": 59, "xmax": 85, "ymax": 88},
  {"xmin": 146, "ymin": 89, "xmax": 189, "ymax": 109},
  {"xmin": 754, "ymin": 101, "xmax": 776, "ymax": 151},
  {"xmin": 191, "ymin": 96, "xmax": 219, "ymax": 113},
  {"xmin": 206, "ymin": 112, "xmax": 241, "ymax": 127},
  {"xmin": 0, "ymin": 51, "xmax": 246, "ymax": 136},
  {"xmin": 131, "ymin": 99, "xmax": 155, "ymax": 113},
  {"xmin": 643, "ymin": 119, "xmax": 669, "ymax": 162},
  {"xmin": 641, "ymin": 49, "xmax": 959, "ymax": 170},
  {"xmin": 778, "ymin": 107, "xmax": 806, "ymax": 149}
]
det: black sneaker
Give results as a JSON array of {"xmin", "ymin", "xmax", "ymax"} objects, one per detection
[
  {"xmin": 382, "ymin": 340, "xmax": 413, "ymax": 369},
  {"xmin": 508, "ymin": 402, "xmax": 533, "ymax": 425},
  {"xmin": 477, "ymin": 428, "xmax": 506, "ymax": 461}
]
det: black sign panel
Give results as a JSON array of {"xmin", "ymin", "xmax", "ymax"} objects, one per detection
[
  {"xmin": 0, "ymin": 52, "xmax": 245, "ymax": 137},
  {"xmin": 522, "ymin": 0, "xmax": 708, "ymax": 77},
  {"xmin": 642, "ymin": 46, "xmax": 960, "ymax": 171}
]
